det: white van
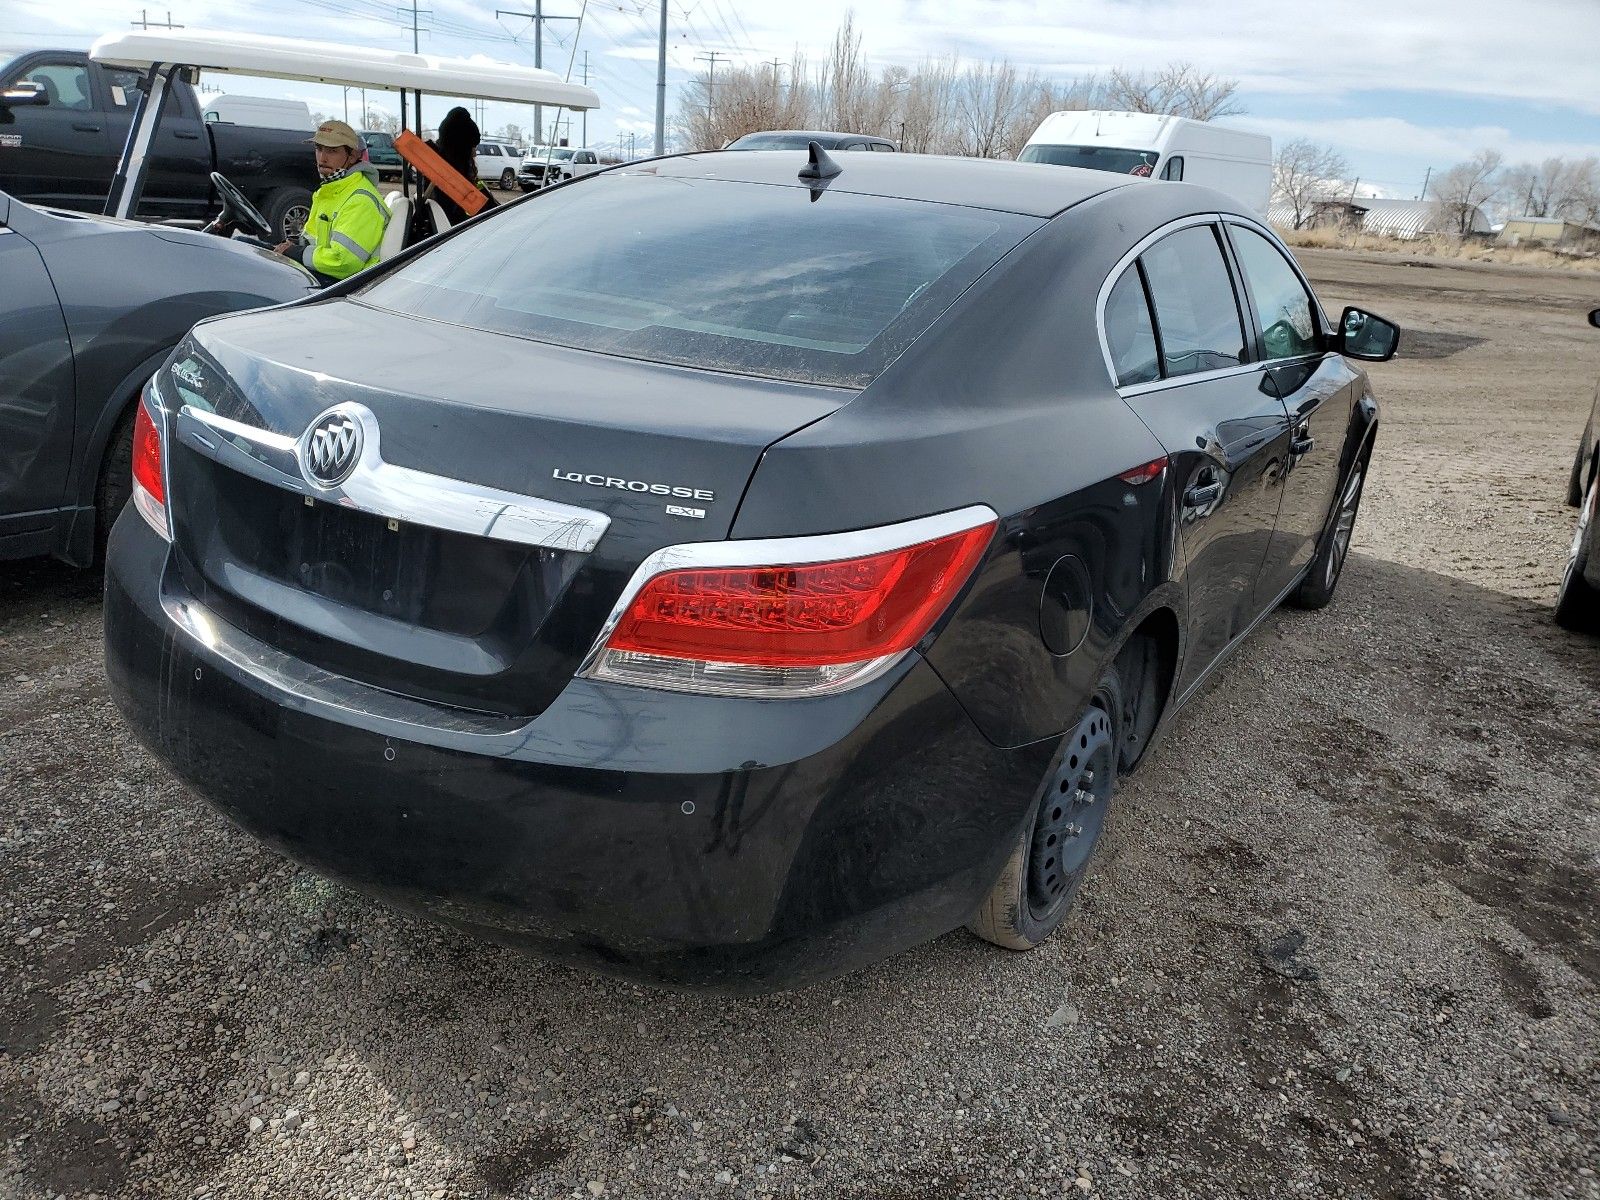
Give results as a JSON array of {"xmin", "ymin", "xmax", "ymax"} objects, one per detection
[
  {"xmin": 202, "ymin": 94, "xmax": 315, "ymax": 131},
  {"xmin": 1019, "ymin": 111, "xmax": 1271, "ymax": 214}
]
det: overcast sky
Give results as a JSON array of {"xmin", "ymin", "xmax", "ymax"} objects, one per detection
[{"xmin": 7, "ymin": 0, "xmax": 1600, "ymax": 197}]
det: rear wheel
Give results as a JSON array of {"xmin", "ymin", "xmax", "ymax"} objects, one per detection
[
  {"xmin": 499, "ymin": 168, "xmax": 516, "ymax": 190},
  {"xmin": 968, "ymin": 671, "xmax": 1121, "ymax": 951},
  {"xmin": 1555, "ymin": 477, "xmax": 1600, "ymax": 632},
  {"xmin": 263, "ymin": 186, "xmax": 313, "ymax": 243},
  {"xmin": 1289, "ymin": 455, "xmax": 1366, "ymax": 610},
  {"xmin": 94, "ymin": 404, "xmax": 136, "ymax": 564}
]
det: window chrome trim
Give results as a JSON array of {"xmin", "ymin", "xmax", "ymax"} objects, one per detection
[
  {"xmin": 1217, "ymin": 213, "xmax": 1335, "ymax": 341},
  {"xmin": 1096, "ymin": 212, "xmax": 1258, "ymax": 396},
  {"xmin": 176, "ymin": 401, "xmax": 610, "ymax": 554},
  {"xmin": 576, "ymin": 503, "xmax": 1000, "ymax": 684}
]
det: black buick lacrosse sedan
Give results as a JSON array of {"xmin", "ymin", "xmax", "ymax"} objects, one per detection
[{"xmin": 104, "ymin": 147, "xmax": 1398, "ymax": 991}]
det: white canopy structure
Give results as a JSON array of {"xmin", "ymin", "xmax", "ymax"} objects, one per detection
[
  {"xmin": 89, "ymin": 29, "xmax": 600, "ymax": 110},
  {"xmin": 87, "ymin": 28, "xmax": 601, "ymax": 220}
]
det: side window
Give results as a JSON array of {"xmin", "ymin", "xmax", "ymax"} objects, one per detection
[
  {"xmin": 1103, "ymin": 264, "xmax": 1161, "ymax": 387},
  {"xmin": 580, "ymin": 152, "xmax": 597, "ymax": 164},
  {"xmin": 16, "ymin": 61, "xmax": 94, "ymax": 111},
  {"xmin": 1140, "ymin": 224, "xmax": 1247, "ymax": 378},
  {"xmin": 1229, "ymin": 225, "xmax": 1321, "ymax": 360},
  {"xmin": 1160, "ymin": 156, "xmax": 1183, "ymax": 181},
  {"xmin": 101, "ymin": 66, "xmax": 147, "ymax": 109}
]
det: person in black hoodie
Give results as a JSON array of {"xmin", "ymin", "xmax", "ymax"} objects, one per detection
[{"xmin": 423, "ymin": 106, "xmax": 499, "ymax": 228}]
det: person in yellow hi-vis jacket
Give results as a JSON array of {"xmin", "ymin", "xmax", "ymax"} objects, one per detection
[{"xmin": 273, "ymin": 120, "xmax": 389, "ymax": 284}]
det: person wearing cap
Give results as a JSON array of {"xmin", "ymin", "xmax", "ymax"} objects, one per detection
[{"xmin": 273, "ymin": 119, "xmax": 390, "ymax": 284}]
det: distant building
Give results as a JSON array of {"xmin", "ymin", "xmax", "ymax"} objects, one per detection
[
  {"xmin": 1270, "ymin": 196, "xmax": 1491, "ymax": 240},
  {"xmin": 1498, "ymin": 216, "xmax": 1600, "ymax": 252}
]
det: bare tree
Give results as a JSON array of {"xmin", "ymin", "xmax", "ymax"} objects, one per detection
[
  {"xmin": 1567, "ymin": 157, "xmax": 1600, "ymax": 225},
  {"xmin": 668, "ymin": 17, "xmax": 1247, "ymax": 158},
  {"xmin": 951, "ymin": 60, "xmax": 1027, "ymax": 158},
  {"xmin": 498, "ymin": 122, "xmax": 525, "ymax": 147},
  {"xmin": 1105, "ymin": 62, "xmax": 1243, "ymax": 120},
  {"xmin": 899, "ymin": 55, "xmax": 959, "ymax": 153},
  {"xmin": 1272, "ymin": 139, "xmax": 1351, "ymax": 229},
  {"xmin": 1430, "ymin": 149, "xmax": 1504, "ymax": 235},
  {"xmin": 362, "ymin": 107, "xmax": 400, "ymax": 135},
  {"xmin": 1502, "ymin": 156, "xmax": 1597, "ymax": 219}
]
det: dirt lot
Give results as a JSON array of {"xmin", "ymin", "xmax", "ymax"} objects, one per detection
[{"xmin": 2, "ymin": 250, "xmax": 1597, "ymax": 1200}]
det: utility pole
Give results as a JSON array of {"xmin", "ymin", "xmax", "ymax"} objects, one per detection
[
  {"xmin": 397, "ymin": 0, "xmax": 429, "ymax": 52},
  {"xmin": 131, "ymin": 9, "xmax": 183, "ymax": 28},
  {"xmin": 695, "ymin": 50, "xmax": 728, "ymax": 111},
  {"xmin": 654, "ymin": 0, "xmax": 666, "ymax": 156},
  {"xmin": 580, "ymin": 51, "xmax": 589, "ymax": 147},
  {"xmin": 497, "ymin": 5, "xmax": 579, "ymax": 145},
  {"xmin": 1419, "ymin": 166, "xmax": 1432, "ymax": 202}
]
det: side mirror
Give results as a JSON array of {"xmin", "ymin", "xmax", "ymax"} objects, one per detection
[
  {"xmin": 0, "ymin": 81, "xmax": 49, "ymax": 107},
  {"xmin": 1588, "ymin": 308, "xmax": 1600, "ymax": 330},
  {"xmin": 1338, "ymin": 306, "xmax": 1400, "ymax": 362}
]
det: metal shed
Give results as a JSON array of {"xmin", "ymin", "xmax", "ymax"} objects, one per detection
[{"xmin": 1356, "ymin": 197, "xmax": 1489, "ymax": 240}]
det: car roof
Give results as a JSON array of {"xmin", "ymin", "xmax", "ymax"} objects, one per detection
[{"xmin": 637, "ymin": 150, "xmax": 1135, "ymax": 218}]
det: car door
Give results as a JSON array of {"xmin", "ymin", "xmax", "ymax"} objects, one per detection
[
  {"xmin": 1223, "ymin": 220, "xmax": 1358, "ymax": 603},
  {"xmin": 0, "ymin": 210, "xmax": 75, "ymax": 538},
  {"xmin": 98, "ymin": 63, "xmax": 210, "ymax": 222},
  {"xmin": 1104, "ymin": 219, "xmax": 1293, "ymax": 692},
  {"xmin": 0, "ymin": 57, "xmax": 110, "ymax": 210}
]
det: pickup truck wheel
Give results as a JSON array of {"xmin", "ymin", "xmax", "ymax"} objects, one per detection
[
  {"xmin": 968, "ymin": 673, "xmax": 1122, "ymax": 951},
  {"xmin": 264, "ymin": 187, "xmax": 314, "ymax": 242},
  {"xmin": 499, "ymin": 168, "xmax": 516, "ymax": 190},
  {"xmin": 94, "ymin": 405, "xmax": 136, "ymax": 564}
]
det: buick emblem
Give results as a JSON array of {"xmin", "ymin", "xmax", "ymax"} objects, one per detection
[{"xmin": 301, "ymin": 409, "xmax": 364, "ymax": 487}]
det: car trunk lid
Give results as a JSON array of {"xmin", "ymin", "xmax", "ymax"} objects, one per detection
[{"xmin": 162, "ymin": 300, "xmax": 847, "ymax": 720}]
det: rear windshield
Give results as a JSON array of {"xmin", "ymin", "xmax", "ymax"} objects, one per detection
[
  {"xmin": 1018, "ymin": 144, "xmax": 1158, "ymax": 175},
  {"xmin": 359, "ymin": 174, "xmax": 1038, "ymax": 388},
  {"xmin": 729, "ymin": 134, "xmax": 839, "ymax": 150}
]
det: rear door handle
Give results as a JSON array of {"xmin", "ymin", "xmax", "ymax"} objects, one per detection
[
  {"xmin": 1183, "ymin": 481, "xmax": 1222, "ymax": 508},
  {"xmin": 72, "ymin": 121, "xmax": 102, "ymax": 132},
  {"xmin": 1290, "ymin": 434, "xmax": 1315, "ymax": 454},
  {"xmin": 175, "ymin": 130, "xmax": 200, "ymax": 140}
]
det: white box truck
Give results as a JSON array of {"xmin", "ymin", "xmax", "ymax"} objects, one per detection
[{"xmin": 1019, "ymin": 111, "xmax": 1271, "ymax": 214}]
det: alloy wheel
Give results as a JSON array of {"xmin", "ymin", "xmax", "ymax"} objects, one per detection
[
  {"xmin": 1326, "ymin": 466, "xmax": 1364, "ymax": 589},
  {"xmin": 1560, "ymin": 479, "xmax": 1596, "ymax": 602},
  {"xmin": 281, "ymin": 204, "xmax": 311, "ymax": 241}
]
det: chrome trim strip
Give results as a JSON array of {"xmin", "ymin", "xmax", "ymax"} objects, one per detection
[
  {"xmin": 1094, "ymin": 212, "xmax": 1227, "ymax": 393},
  {"xmin": 576, "ymin": 503, "xmax": 1000, "ymax": 682},
  {"xmin": 177, "ymin": 401, "xmax": 610, "ymax": 553}
]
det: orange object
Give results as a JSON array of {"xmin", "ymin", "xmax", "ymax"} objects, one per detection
[{"xmin": 395, "ymin": 129, "xmax": 486, "ymax": 217}]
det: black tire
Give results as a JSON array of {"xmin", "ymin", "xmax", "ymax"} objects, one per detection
[
  {"xmin": 1113, "ymin": 635, "xmax": 1162, "ymax": 773},
  {"xmin": 1555, "ymin": 477, "xmax": 1600, "ymax": 632},
  {"xmin": 519, "ymin": 182, "xmax": 534, "ymax": 194},
  {"xmin": 94, "ymin": 404, "xmax": 136, "ymax": 564},
  {"xmin": 1567, "ymin": 444, "xmax": 1586, "ymax": 507},
  {"xmin": 1289, "ymin": 453, "xmax": 1367, "ymax": 610},
  {"xmin": 968, "ymin": 670, "xmax": 1122, "ymax": 951},
  {"xmin": 499, "ymin": 168, "xmax": 516, "ymax": 190},
  {"xmin": 262, "ymin": 186, "xmax": 314, "ymax": 243}
]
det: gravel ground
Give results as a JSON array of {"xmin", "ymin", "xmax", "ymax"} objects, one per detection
[{"xmin": 2, "ymin": 249, "xmax": 1598, "ymax": 1200}]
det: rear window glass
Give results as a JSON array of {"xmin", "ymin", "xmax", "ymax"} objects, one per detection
[
  {"xmin": 1018, "ymin": 144, "xmax": 1158, "ymax": 176},
  {"xmin": 359, "ymin": 174, "xmax": 1038, "ymax": 387}
]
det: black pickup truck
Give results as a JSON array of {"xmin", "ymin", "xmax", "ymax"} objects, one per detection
[{"xmin": 0, "ymin": 50, "xmax": 318, "ymax": 240}]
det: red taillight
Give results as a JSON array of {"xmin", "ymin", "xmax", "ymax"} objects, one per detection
[
  {"xmin": 588, "ymin": 511, "xmax": 997, "ymax": 697},
  {"xmin": 133, "ymin": 401, "xmax": 164, "ymax": 505},
  {"xmin": 1118, "ymin": 456, "xmax": 1167, "ymax": 485},
  {"xmin": 130, "ymin": 393, "xmax": 171, "ymax": 540}
]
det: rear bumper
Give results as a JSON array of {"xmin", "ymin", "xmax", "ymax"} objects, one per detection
[{"xmin": 103, "ymin": 514, "xmax": 1048, "ymax": 992}]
